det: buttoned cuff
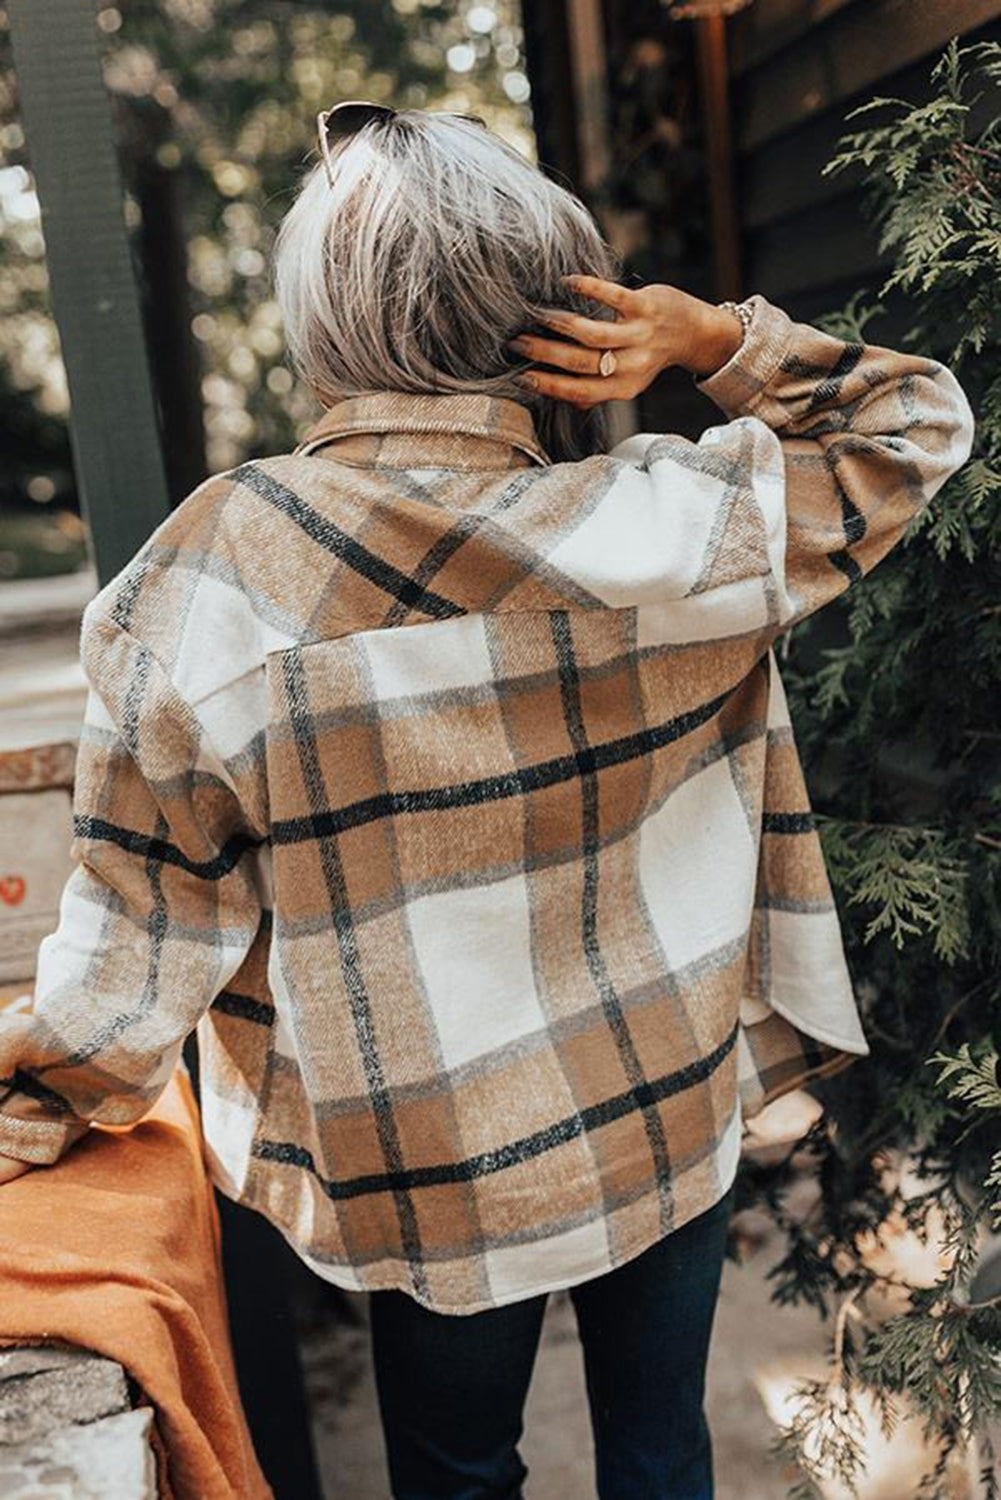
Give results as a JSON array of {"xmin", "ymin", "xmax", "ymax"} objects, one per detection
[
  {"xmin": 694, "ymin": 294, "xmax": 795, "ymax": 418},
  {"xmin": 0, "ymin": 1111, "xmax": 89, "ymax": 1166}
]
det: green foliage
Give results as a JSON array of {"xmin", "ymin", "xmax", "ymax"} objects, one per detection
[
  {"xmin": 744, "ymin": 40, "xmax": 1001, "ymax": 1497},
  {"xmin": 824, "ymin": 41, "xmax": 1001, "ymax": 362},
  {"xmin": 819, "ymin": 820, "xmax": 970, "ymax": 964},
  {"xmin": 0, "ymin": 1, "xmax": 532, "ymax": 548},
  {"xmin": 931, "ymin": 1043, "xmax": 1001, "ymax": 1228},
  {"xmin": 769, "ymin": 1374, "xmax": 868, "ymax": 1500}
]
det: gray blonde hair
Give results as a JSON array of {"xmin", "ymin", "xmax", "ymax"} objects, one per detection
[{"xmin": 272, "ymin": 110, "xmax": 623, "ymax": 463}]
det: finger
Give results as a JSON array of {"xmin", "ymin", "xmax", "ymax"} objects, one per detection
[
  {"xmin": 517, "ymin": 368, "xmax": 619, "ymax": 407},
  {"xmin": 506, "ymin": 333, "xmax": 619, "ymax": 376},
  {"xmin": 0, "ymin": 1158, "xmax": 33, "ymax": 1184},
  {"xmin": 530, "ymin": 309, "xmax": 646, "ymax": 349},
  {"xmin": 561, "ymin": 273, "xmax": 640, "ymax": 317}
]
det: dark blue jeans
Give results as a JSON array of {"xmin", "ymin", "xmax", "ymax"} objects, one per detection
[{"xmin": 369, "ymin": 1183, "xmax": 735, "ymax": 1500}]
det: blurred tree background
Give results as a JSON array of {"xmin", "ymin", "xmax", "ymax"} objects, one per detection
[{"xmin": 0, "ymin": 0, "xmax": 533, "ymax": 578}]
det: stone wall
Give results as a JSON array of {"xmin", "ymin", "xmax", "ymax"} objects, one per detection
[{"xmin": 0, "ymin": 1347, "xmax": 157, "ymax": 1498}]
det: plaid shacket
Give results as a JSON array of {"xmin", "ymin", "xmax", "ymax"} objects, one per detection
[{"xmin": 1, "ymin": 296, "xmax": 974, "ymax": 1312}]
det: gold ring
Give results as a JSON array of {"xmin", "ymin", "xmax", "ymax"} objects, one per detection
[{"xmin": 598, "ymin": 350, "xmax": 617, "ymax": 377}]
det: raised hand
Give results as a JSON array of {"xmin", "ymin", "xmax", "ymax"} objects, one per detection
[{"xmin": 506, "ymin": 274, "xmax": 743, "ymax": 409}]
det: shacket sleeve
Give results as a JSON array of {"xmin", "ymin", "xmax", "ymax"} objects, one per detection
[
  {"xmin": 693, "ymin": 294, "xmax": 976, "ymax": 632},
  {"xmin": 0, "ymin": 605, "xmax": 264, "ymax": 1165}
]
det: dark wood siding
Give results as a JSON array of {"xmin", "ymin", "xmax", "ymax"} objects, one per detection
[
  {"xmin": 521, "ymin": 0, "xmax": 1001, "ymax": 436},
  {"xmin": 730, "ymin": 0, "xmax": 1001, "ymax": 329}
]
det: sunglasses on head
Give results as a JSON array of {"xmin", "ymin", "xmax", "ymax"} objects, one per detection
[{"xmin": 316, "ymin": 99, "xmax": 488, "ymax": 186}]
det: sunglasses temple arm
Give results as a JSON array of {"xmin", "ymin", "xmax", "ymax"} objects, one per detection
[{"xmin": 315, "ymin": 112, "xmax": 336, "ymax": 188}]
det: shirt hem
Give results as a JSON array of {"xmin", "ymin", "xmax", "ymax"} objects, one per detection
[
  {"xmin": 765, "ymin": 994, "xmax": 870, "ymax": 1055},
  {"xmin": 210, "ymin": 1106, "xmax": 743, "ymax": 1317}
]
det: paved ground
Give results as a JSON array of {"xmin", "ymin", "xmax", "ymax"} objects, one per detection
[{"xmin": 298, "ymin": 1210, "xmax": 828, "ymax": 1499}]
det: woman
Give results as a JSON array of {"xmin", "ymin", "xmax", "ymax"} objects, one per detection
[{"xmin": 0, "ymin": 104, "xmax": 973, "ymax": 1498}]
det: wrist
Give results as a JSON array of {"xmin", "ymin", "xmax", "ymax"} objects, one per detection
[{"xmin": 684, "ymin": 301, "xmax": 744, "ymax": 378}]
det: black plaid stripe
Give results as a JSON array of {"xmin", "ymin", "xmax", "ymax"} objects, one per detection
[
  {"xmin": 549, "ymin": 609, "xmax": 677, "ymax": 1227},
  {"xmin": 350, "ymin": 628, "xmax": 491, "ymax": 1267},
  {"xmin": 762, "ymin": 811, "xmax": 815, "ymax": 834},
  {"xmin": 270, "ymin": 677, "xmax": 740, "ymax": 849},
  {"xmin": 242, "ymin": 941, "xmax": 746, "ymax": 1125},
  {"xmin": 235, "ymin": 462, "xmax": 465, "ymax": 622},
  {"xmin": 279, "ymin": 645, "xmax": 431, "ymax": 1301},
  {"xmin": 254, "ymin": 1019, "xmax": 737, "ymax": 1203},
  {"xmin": 73, "ymin": 816, "xmax": 261, "ymax": 878},
  {"xmin": 212, "ymin": 990, "xmax": 274, "ymax": 1027},
  {"xmin": 0, "ymin": 1067, "xmax": 74, "ymax": 1116}
]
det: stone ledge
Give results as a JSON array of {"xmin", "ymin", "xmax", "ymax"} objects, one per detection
[
  {"xmin": 0, "ymin": 1348, "xmax": 129, "ymax": 1447},
  {"xmin": 0, "ymin": 1405, "xmax": 156, "ymax": 1498},
  {"xmin": 0, "ymin": 1348, "xmax": 157, "ymax": 1499}
]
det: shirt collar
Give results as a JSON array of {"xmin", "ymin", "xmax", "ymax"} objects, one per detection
[{"xmin": 293, "ymin": 390, "xmax": 552, "ymax": 470}]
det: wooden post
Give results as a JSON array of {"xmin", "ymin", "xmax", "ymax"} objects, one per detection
[
  {"xmin": 565, "ymin": 0, "xmax": 614, "ymax": 194},
  {"xmin": 563, "ymin": 0, "xmax": 638, "ymax": 445},
  {"xmin": 134, "ymin": 155, "xmax": 209, "ymax": 506},
  {"xmin": 521, "ymin": 0, "xmax": 582, "ymax": 187},
  {"xmin": 695, "ymin": 12, "xmax": 742, "ymax": 300},
  {"xmin": 7, "ymin": 0, "xmax": 170, "ymax": 586}
]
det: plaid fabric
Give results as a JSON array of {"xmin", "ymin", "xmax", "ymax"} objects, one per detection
[{"xmin": 0, "ymin": 296, "xmax": 973, "ymax": 1312}]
